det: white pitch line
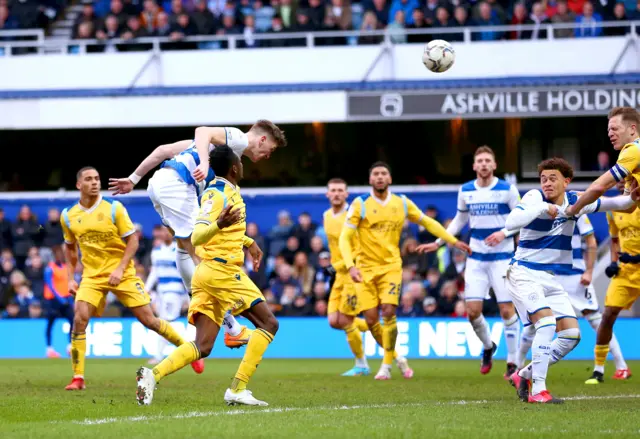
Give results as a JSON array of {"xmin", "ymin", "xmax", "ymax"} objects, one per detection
[{"xmin": 60, "ymin": 394, "xmax": 640, "ymax": 426}]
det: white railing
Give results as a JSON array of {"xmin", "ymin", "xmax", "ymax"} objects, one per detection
[
  {"xmin": 0, "ymin": 28, "xmax": 45, "ymax": 55},
  {"xmin": 0, "ymin": 20, "xmax": 637, "ymax": 55}
]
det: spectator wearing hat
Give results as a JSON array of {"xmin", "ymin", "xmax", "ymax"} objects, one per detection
[{"xmin": 422, "ymin": 296, "xmax": 439, "ymax": 316}]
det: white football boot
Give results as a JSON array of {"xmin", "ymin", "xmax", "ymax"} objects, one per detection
[
  {"xmin": 224, "ymin": 388, "xmax": 268, "ymax": 406},
  {"xmin": 136, "ymin": 367, "xmax": 156, "ymax": 406},
  {"xmin": 374, "ymin": 365, "xmax": 392, "ymax": 380},
  {"xmin": 395, "ymin": 356, "xmax": 414, "ymax": 379}
]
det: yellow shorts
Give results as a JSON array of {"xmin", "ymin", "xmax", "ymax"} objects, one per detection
[
  {"xmin": 328, "ymin": 270, "xmax": 361, "ymax": 316},
  {"xmin": 189, "ymin": 260, "xmax": 265, "ymax": 327},
  {"xmin": 605, "ymin": 263, "xmax": 640, "ymax": 309},
  {"xmin": 358, "ymin": 265, "xmax": 402, "ymax": 311},
  {"xmin": 77, "ymin": 275, "xmax": 150, "ymax": 317}
]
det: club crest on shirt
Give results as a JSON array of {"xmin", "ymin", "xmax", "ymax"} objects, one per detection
[{"xmin": 97, "ymin": 213, "xmax": 104, "ymax": 221}]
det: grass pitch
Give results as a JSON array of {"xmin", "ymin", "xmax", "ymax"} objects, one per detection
[{"xmin": 1, "ymin": 359, "xmax": 639, "ymax": 438}]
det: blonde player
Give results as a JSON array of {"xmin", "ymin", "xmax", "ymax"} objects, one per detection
[
  {"xmin": 339, "ymin": 162, "xmax": 471, "ymax": 380},
  {"xmin": 109, "ymin": 121, "xmax": 286, "ymax": 349},
  {"xmin": 136, "ymin": 145, "xmax": 278, "ymax": 407},
  {"xmin": 62, "ymin": 167, "xmax": 203, "ymax": 391},
  {"xmin": 585, "ymin": 180, "xmax": 636, "ymax": 383},
  {"xmin": 323, "ymin": 178, "xmax": 371, "ymax": 376},
  {"xmin": 566, "ymin": 106, "xmax": 639, "ymax": 214}
]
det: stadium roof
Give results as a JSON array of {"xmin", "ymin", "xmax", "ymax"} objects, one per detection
[{"xmin": 1, "ymin": 73, "xmax": 639, "ymax": 100}]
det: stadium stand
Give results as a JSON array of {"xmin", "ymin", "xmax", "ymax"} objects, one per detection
[{"xmin": 0, "ymin": 0, "xmax": 639, "ymax": 55}]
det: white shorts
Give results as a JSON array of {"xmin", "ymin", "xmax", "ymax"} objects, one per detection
[
  {"xmin": 464, "ymin": 258, "xmax": 511, "ymax": 303},
  {"xmin": 155, "ymin": 292, "xmax": 186, "ymax": 322},
  {"xmin": 505, "ymin": 263, "xmax": 576, "ymax": 326},
  {"xmin": 147, "ymin": 168, "xmax": 199, "ymax": 239},
  {"xmin": 556, "ymin": 274, "xmax": 599, "ymax": 313}
]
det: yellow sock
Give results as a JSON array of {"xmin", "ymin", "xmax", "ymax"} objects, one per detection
[
  {"xmin": 157, "ymin": 319, "xmax": 186, "ymax": 347},
  {"xmin": 382, "ymin": 316, "xmax": 397, "ymax": 366},
  {"xmin": 595, "ymin": 344, "xmax": 609, "ymax": 367},
  {"xmin": 231, "ymin": 328, "xmax": 274, "ymax": 393},
  {"xmin": 369, "ymin": 322, "xmax": 384, "ymax": 348},
  {"xmin": 344, "ymin": 323, "xmax": 365, "ymax": 359},
  {"xmin": 354, "ymin": 317, "xmax": 369, "ymax": 333},
  {"xmin": 152, "ymin": 341, "xmax": 200, "ymax": 383},
  {"xmin": 71, "ymin": 332, "xmax": 86, "ymax": 378}
]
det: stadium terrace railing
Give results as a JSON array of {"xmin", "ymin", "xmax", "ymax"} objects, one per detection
[
  {"xmin": 0, "ymin": 28, "xmax": 45, "ymax": 54},
  {"xmin": 0, "ymin": 20, "xmax": 638, "ymax": 55}
]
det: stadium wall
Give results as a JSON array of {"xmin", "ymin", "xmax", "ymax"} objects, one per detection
[
  {"xmin": 0, "ymin": 185, "xmax": 616, "ymax": 244},
  {"xmin": 3, "ymin": 316, "xmax": 640, "ymax": 360}
]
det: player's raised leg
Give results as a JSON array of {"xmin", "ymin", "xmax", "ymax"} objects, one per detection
[
  {"xmin": 128, "ymin": 299, "xmax": 205, "ymax": 374},
  {"xmin": 224, "ymin": 301, "xmax": 279, "ymax": 406},
  {"xmin": 137, "ymin": 311, "xmax": 219, "ymax": 405}
]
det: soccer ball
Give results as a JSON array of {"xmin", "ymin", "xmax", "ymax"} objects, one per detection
[{"xmin": 422, "ymin": 39, "xmax": 455, "ymax": 73}]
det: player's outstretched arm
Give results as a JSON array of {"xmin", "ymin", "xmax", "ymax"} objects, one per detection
[
  {"xmin": 577, "ymin": 194, "xmax": 635, "ymax": 216},
  {"xmin": 568, "ymin": 145, "xmax": 639, "ymax": 216},
  {"xmin": 433, "ymin": 210, "xmax": 468, "ymax": 248},
  {"xmin": 567, "ymin": 172, "xmax": 617, "ymax": 216},
  {"xmin": 404, "ymin": 196, "xmax": 470, "ymax": 253},
  {"xmin": 108, "ymin": 139, "xmax": 192, "ymax": 195}
]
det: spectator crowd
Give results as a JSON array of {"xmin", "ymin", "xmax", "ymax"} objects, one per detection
[
  {"xmin": 0, "ymin": 202, "xmax": 500, "ymax": 320},
  {"xmin": 1, "ymin": 0, "xmax": 639, "ymax": 52}
]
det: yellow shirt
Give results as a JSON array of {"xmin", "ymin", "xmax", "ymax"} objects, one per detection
[
  {"xmin": 61, "ymin": 196, "xmax": 136, "ymax": 280},
  {"xmin": 194, "ymin": 178, "xmax": 248, "ymax": 266},
  {"xmin": 611, "ymin": 137, "xmax": 640, "ymax": 186},
  {"xmin": 323, "ymin": 205, "xmax": 359, "ymax": 272},
  {"xmin": 607, "ymin": 209, "xmax": 640, "ymax": 256},
  {"xmin": 340, "ymin": 191, "xmax": 457, "ymax": 269}
]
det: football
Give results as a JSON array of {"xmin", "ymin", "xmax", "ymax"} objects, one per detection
[{"xmin": 422, "ymin": 39, "xmax": 455, "ymax": 73}]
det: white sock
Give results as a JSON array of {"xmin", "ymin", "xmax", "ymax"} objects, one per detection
[
  {"xmin": 549, "ymin": 328, "xmax": 580, "ymax": 366},
  {"xmin": 503, "ymin": 314, "xmax": 520, "ymax": 365},
  {"xmin": 470, "ymin": 314, "xmax": 493, "ymax": 350},
  {"xmin": 517, "ymin": 324, "xmax": 536, "ymax": 368},
  {"xmin": 381, "ymin": 363, "xmax": 392, "ymax": 372},
  {"xmin": 530, "ymin": 316, "xmax": 556, "ymax": 396},
  {"xmin": 587, "ymin": 313, "xmax": 628, "ymax": 370},
  {"xmin": 595, "ymin": 364, "xmax": 605, "ymax": 374},
  {"xmin": 520, "ymin": 327, "xmax": 580, "ymax": 379},
  {"xmin": 176, "ymin": 249, "xmax": 195, "ymax": 293},
  {"xmin": 356, "ymin": 356, "xmax": 369, "ymax": 368},
  {"xmin": 156, "ymin": 332, "xmax": 168, "ymax": 361},
  {"xmin": 222, "ymin": 312, "xmax": 242, "ymax": 336}
]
